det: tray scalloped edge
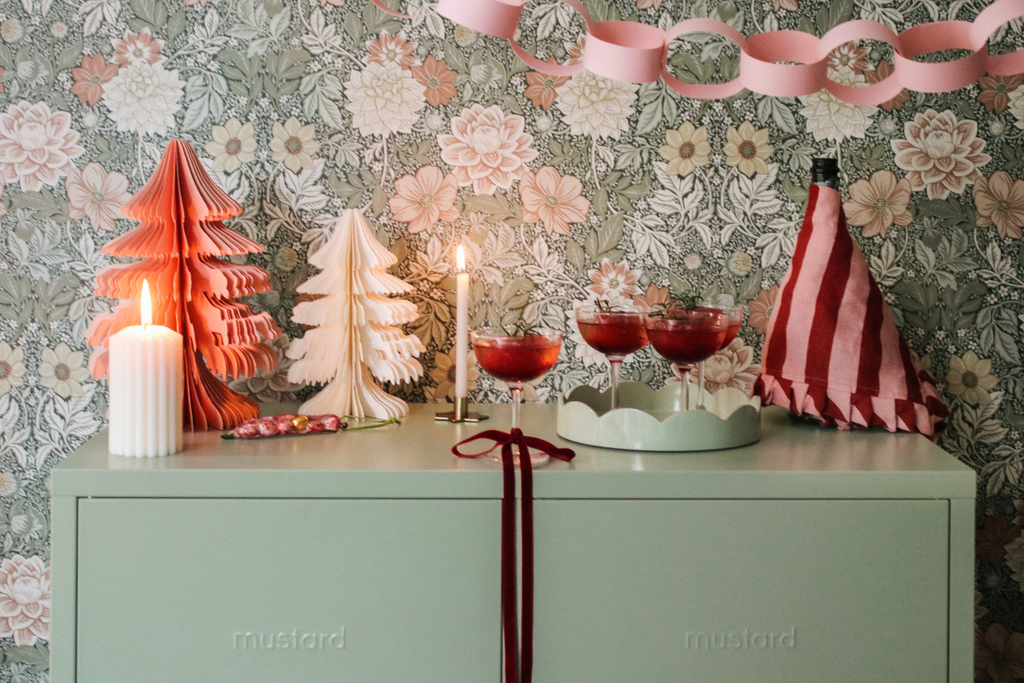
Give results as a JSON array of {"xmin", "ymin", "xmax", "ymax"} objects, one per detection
[{"xmin": 557, "ymin": 382, "xmax": 761, "ymax": 452}]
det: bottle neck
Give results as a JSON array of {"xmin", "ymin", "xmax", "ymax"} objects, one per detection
[{"xmin": 811, "ymin": 172, "xmax": 839, "ymax": 189}]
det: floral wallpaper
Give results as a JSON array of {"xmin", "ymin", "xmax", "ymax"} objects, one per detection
[{"xmin": 0, "ymin": 0, "xmax": 1022, "ymax": 677}]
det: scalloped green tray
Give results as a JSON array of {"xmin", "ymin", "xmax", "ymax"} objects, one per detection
[{"xmin": 557, "ymin": 381, "xmax": 761, "ymax": 452}]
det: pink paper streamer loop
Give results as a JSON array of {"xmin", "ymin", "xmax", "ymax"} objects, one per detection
[
  {"xmin": 507, "ymin": 0, "xmax": 591, "ymax": 76},
  {"xmin": 370, "ymin": 0, "xmax": 438, "ymax": 19},
  {"xmin": 411, "ymin": 0, "xmax": 1024, "ymax": 102},
  {"xmin": 661, "ymin": 18, "xmax": 745, "ymax": 99}
]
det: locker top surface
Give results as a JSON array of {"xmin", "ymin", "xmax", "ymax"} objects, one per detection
[{"xmin": 53, "ymin": 404, "xmax": 974, "ymax": 499}]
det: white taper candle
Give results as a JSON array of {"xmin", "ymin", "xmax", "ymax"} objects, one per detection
[{"xmin": 455, "ymin": 245, "xmax": 469, "ymax": 399}]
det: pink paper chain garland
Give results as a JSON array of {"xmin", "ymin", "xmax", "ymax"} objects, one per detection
[{"xmin": 370, "ymin": 0, "xmax": 1024, "ymax": 105}]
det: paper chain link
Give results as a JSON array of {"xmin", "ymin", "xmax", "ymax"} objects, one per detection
[{"xmin": 369, "ymin": 0, "xmax": 1024, "ymax": 104}]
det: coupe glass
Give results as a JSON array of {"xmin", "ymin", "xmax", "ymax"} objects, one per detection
[
  {"xmin": 645, "ymin": 308, "xmax": 727, "ymax": 411},
  {"xmin": 472, "ymin": 328, "xmax": 562, "ymax": 451},
  {"xmin": 576, "ymin": 304, "xmax": 648, "ymax": 410},
  {"xmin": 695, "ymin": 305, "xmax": 743, "ymax": 410}
]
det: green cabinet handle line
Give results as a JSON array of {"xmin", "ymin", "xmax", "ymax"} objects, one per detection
[{"xmin": 51, "ymin": 404, "xmax": 975, "ymax": 683}]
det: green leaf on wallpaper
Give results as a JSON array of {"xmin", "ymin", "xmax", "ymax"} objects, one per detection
[
  {"xmin": 846, "ymin": 143, "xmax": 888, "ymax": 173},
  {"xmin": 396, "ymin": 138, "xmax": 434, "ymax": 167},
  {"xmin": 939, "ymin": 280, "xmax": 986, "ymax": 331},
  {"xmin": 8, "ymin": 189, "xmax": 69, "ymax": 223},
  {"xmin": 586, "ymin": 0, "xmax": 622, "ymax": 22},
  {"xmin": 371, "ymin": 186, "xmax": 389, "ymax": 217},
  {"xmin": 498, "ymin": 277, "xmax": 534, "ymax": 311},
  {"xmin": 737, "ymin": 269, "xmax": 763, "ymax": 302},
  {"xmin": 56, "ymin": 40, "xmax": 85, "ymax": 72},
  {"xmin": 0, "ymin": 274, "xmax": 31, "ymax": 335},
  {"xmin": 217, "ymin": 48, "xmax": 262, "ymax": 101},
  {"xmin": 363, "ymin": 2, "xmax": 403, "ymax": 36},
  {"xmin": 891, "ymin": 280, "xmax": 940, "ymax": 336},
  {"xmin": 167, "ymin": 8, "xmax": 187, "ymax": 43},
  {"xmin": 914, "ymin": 197, "xmax": 975, "ymax": 229},
  {"xmin": 129, "ymin": 0, "xmax": 168, "ymax": 31},
  {"xmin": 565, "ymin": 240, "xmax": 585, "ymax": 276},
  {"xmin": 668, "ymin": 272, "xmax": 691, "ymax": 298},
  {"xmin": 583, "ymin": 213, "xmax": 624, "ymax": 265},
  {"xmin": 266, "ymin": 49, "xmax": 312, "ymax": 97},
  {"xmin": 755, "ymin": 97, "xmax": 797, "ymax": 135},
  {"xmin": 462, "ymin": 192, "xmax": 523, "ymax": 227},
  {"xmin": 976, "ymin": 305, "xmax": 1021, "ymax": 364}
]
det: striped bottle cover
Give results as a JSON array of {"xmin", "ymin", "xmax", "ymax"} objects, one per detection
[{"xmin": 753, "ymin": 184, "xmax": 948, "ymax": 436}]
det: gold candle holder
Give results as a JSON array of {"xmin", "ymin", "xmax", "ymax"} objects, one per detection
[{"xmin": 435, "ymin": 396, "xmax": 489, "ymax": 423}]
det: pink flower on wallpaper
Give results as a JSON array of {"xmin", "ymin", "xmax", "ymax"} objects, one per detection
[
  {"xmin": 70, "ymin": 53, "xmax": 118, "ymax": 107},
  {"xmin": 976, "ymin": 623, "xmax": 1024, "ymax": 683},
  {"xmin": 974, "ymin": 170, "xmax": 1024, "ymax": 240},
  {"xmin": 66, "ymin": 162, "xmax": 132, "ymax": 232},
  {"xmin": 388, "ymin": 165, "xmax": 459, "ymax": 234},
  {"xmin": 891, "ymin": 109, "xmax": 991, "ymax": 200},
  {"xmin": 518, "ymin": 166, "xmax": 590, "ymax": 236},
  {"xmin": 586, "ymin": 259, "xmax": 640, "ymax": 302},
  {"xmin": 112, "ymin": 28, "xmax": 165, "ymax": 67},
  {"xmin": 748, "ymin": 286, "xmax": 778, "ymax": 335},
  {"xmin": 702, "ymin": 338, "xmax": 760, "ymax": 393},
  {"xmin": 0, "ymin": 100, "xmax": 84, "ymax": 192},
  {"xmin": 843, "ymin": 170, "xmax": 913, "ymax": 238},
  {"xmin": 0, "ymin": 555, "xmax": 50, "ymax": 647},
  {"xmin": 438, "ymin": 104, "xmax": 537, "ymax": 195},
  {"xmin": 366, "ymin": 31, "xmax": 416, "ymax": 69},
  {"xmin": 632, "ymin": 283, "xmax": 670, "ymax": 312}
]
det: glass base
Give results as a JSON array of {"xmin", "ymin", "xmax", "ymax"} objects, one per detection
[{"xmin": 489, "ymin": 451, "xmax": 550, "ymax": 467}]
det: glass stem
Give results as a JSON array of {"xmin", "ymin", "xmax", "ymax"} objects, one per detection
[
  {"xmin": 696, "ymin": 361, "xmax": 706, "ymax": 410},
  {"xmin": 509, "ymin": 384, "xmax": 523, "ymax": 431},
  {"xmin": 680, "ymin": 366, "xmax": 691, "ymax": 411},
  {"xmin": 608, "ymin": 357, "xmax": 623, "ymax": 411}
]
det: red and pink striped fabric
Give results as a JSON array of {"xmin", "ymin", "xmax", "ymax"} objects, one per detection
[{"xmin": 754, "ymin": 185, "xmax": 948, "ymax": 436}]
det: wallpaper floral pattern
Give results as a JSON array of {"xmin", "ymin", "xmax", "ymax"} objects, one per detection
[{"xmin": 0, "ymin": 0, "xmax": 1022, "ymax": 677}]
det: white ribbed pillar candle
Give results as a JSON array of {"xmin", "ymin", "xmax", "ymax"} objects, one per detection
[{"xmin": 107, "ymin": 282, "xmax": 183, "ymax": 457}]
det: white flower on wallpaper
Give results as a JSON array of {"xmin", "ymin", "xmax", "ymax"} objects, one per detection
[
  {"xmin": 702, "ymin": 339, "xmax": 760, "ymax": 394},
  {"xmin": 102, "ymin": 62, "xmax": 185, "ymax": 137},
  {"xmin": 38, "ymin": 343, "xmax": 89, "ymax": 399},
  {"xmin": 206, "ymin": 118, "xmax": 257, "ymax": 173},
  {"xmin": 0, "ymin": 100, "xmax": 84, "ymax": 192},
  {"xmin": 1011, "ymin": 86, "xmax": 1024, "ymax": 130},
  {"xmin": 891, "ymin": 108, "xmax": 991, "ymax": 200},
  {"xmin": 438, "ymin": 104, "xmax": 536, "ymax": 195},
  {"xmin": 0, "ymin": 555, "xmax": 50, "ymax": 647},
  {"xmin": 799, "ymin": 71, "xmax": 878, "ymax": 143},
  {"xmin": 65, "ymin": 162, "xmax": 132, "ymax": 232},
  {"xmin": 344, "ymin": 62, "xmax": 425, "ymax": 137},
  {"xmin": 556, "ymin": 71, "xmax": 638, "ymax": 140},
  {"xmin": 270, "ymin": 117, "xmax": 320, "ymax": 173},
  {"xmin": 0, "ymin": 343, "xmax": 25, "ymax": 397}
]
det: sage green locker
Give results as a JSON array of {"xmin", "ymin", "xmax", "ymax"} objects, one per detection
[{"xmin": 52, "ymin": 404, "xmax": 976, "ymax": 683}]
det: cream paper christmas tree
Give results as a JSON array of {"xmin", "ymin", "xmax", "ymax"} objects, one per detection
[{"xmin": 287, "ymin": 209, "xmax": 425, "ymax": 418}]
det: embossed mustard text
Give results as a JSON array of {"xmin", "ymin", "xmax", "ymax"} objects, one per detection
[
  {"xmin": 683, "ymin": 628, "xmax": 795, "ymax": 650},
  {"xmin": 232, "ymin": 628, "xmax": 345, "ymax": 651}
]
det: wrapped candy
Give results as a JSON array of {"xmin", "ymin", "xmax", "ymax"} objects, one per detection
[{"xmin": 221, "ymin": 414, "xmax": 343, "ymax": 440}]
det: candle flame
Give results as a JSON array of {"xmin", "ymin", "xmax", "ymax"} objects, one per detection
[
  {"xmin": 141, "ymin": 280, "xmax": 152, "ymax": 326},
  {"xmin": 456, "ymin": 244, "xmax": 466, "ymax": 270}
]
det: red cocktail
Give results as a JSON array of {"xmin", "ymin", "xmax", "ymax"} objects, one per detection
[
  {"xmin": 645, "ymin": 308, "xmax": 727, "ymax": 410},
  {"xmin": 472, "ymin": 333, "xmax": 562, "ymax": 384},
  {"xmin": 471, "ymin": 328, "xmax": 562, "ymax": 463},
  {"xmin": 576, "ymin": 305, "xmax": 647, "ymax": 410}
]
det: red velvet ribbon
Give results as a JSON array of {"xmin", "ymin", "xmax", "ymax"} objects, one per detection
[{"xmin": 453, "ymin": 429, "xmax": 574, "ymax": 683}]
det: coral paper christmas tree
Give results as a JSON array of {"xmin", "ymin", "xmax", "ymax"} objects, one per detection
[
  {"xmin": 287, "ymin": 209, "xmax": 425, "ymax": 419},
  {"xmin": 86, "ymin": 139, "xmax": 281, "ymax": 431}
]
